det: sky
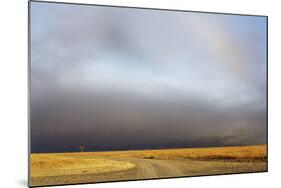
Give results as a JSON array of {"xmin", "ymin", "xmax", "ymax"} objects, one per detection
[{"xmin": 30, "ymin": 2, "xmax": 267, "ymax": 153}]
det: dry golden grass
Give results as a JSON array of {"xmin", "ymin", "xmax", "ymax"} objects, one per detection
[
  {"xmin": 74, "ymin": 144, "xmax": 267, "ymax": 160},
  {"xmin": 31, "ymin": 154, "xmax": 135, "ymax": 177},
  {"xmin": 30, "ymin": 145, "xmax": 267, "ymax": 186}
]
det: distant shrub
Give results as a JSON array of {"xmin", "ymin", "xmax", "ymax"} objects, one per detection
[{"xmin": 144, "ymin": 156, "xmax": 155, "ymax": 159}]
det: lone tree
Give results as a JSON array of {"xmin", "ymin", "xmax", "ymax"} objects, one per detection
[{"xmin": 79, "ymin": 145, "xmax": 86, "ymax": 152}]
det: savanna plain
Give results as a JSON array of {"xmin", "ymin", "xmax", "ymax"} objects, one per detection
[{"xmin": 30, "ymin": 145, "xmax": 267, "ymax": 187}]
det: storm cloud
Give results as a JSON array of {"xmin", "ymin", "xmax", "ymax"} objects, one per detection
[{"xmin": 30, "ymin": 2, "xmax": 267, "ymax": 153}]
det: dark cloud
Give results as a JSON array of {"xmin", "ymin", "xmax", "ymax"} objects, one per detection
[{"xmin": 30, "ymin": 2, "xmax": 267, "ymax": 153}]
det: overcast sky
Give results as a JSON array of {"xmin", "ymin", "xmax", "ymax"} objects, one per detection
[{"xmin": 30, "ymin": 2, "xmax": 267, "ymax": 153}]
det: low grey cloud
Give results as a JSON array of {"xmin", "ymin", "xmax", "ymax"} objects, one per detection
[{"xmin": 30, "ymin": 2, "xmax": 267, "ymax": 153}]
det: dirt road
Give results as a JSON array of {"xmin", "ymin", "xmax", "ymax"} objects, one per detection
[{"xmin": 31, "ymin": 156, "xmax": 266, "ymax": 186}]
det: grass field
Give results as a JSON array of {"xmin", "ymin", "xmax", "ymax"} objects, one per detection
[{"xmin": 30, "ymin": 145, "xmax": 267, "ymax": 187}]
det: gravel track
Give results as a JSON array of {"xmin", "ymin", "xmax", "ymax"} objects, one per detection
[{"xmin": 31, "ymin": 156, "xmax": 266, "ymax": 187}]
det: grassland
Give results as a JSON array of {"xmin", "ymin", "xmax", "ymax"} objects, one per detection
[{"xmin": 30, "ymin": 145, "xmax": 267, "ymax": 187}]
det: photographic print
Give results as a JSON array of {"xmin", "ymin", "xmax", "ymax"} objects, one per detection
[{"xmin": 29, "ymin": 1, "xmax": 267, "ymax": 187}]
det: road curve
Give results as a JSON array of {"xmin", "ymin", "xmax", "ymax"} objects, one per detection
[{"xmin": 31, "ymin": 156, "xmax": 266, "ymax": 186}]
